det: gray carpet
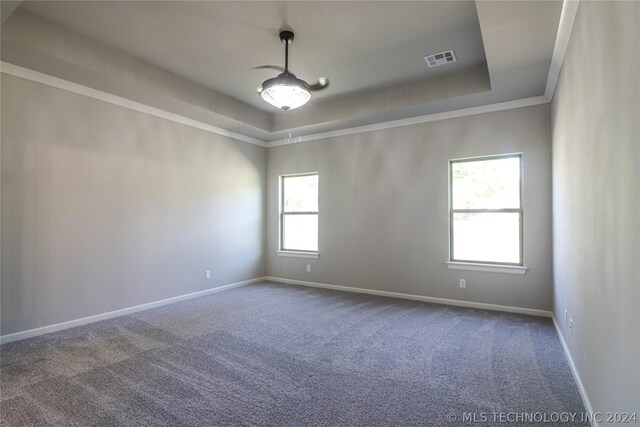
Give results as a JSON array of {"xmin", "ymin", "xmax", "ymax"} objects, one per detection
[{"xmin": 1, "ymin": 281, "xmax": 586, "ymax": 426}]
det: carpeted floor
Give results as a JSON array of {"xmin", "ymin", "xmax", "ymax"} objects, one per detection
[{"xmin": 1, "ymin": 281, "xmax": 586, "ymax": 426}]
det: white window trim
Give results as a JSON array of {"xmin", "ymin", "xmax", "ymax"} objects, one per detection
[
  {"xmin": 446, "ymin": 261, "xmax": 527, "ymax": 275},
  {"xmin": 448, "ymin": 153, "xmax": 524, "ymax": 267},
  {"xmin": 279, "ymin": 172, "xmax": 319, "ymax": 255},
  {"xmin": 277, "ymin": 251, "xmax": 320, "ymax": 259}
]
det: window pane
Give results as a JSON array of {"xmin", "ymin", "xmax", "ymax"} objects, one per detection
[
  {"xmin": 283, "ymin": 175, "xmax": 318, "ymax": 212},
  {"xmin": 452, "ymin": 157, "xmax": 520, "ymax": 209},
  {"xmin": 283, "ymin": 214, "xmax": 318, "ymax": 251},
  {"xmin": 452, "ymin": 212, "xmax": 520, "ymax": 264}
]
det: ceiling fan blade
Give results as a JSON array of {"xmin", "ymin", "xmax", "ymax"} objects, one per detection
[
  {"xmin": 308, "ymin": 77, "xmax": 329, "ymax": 91},
  {"xmin": 251, "ymin": 65, "xmax": 285, "ymax": 72}
]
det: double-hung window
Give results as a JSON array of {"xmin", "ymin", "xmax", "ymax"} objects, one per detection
[
  {"xmin": 449, "ymin": 154, "xmax": 523, "ymax": 266},
  {"xmin": 280, "ymin": 173, "xmax": 318, "ymax": 253}
]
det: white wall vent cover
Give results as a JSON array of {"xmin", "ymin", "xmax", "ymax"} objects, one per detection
[{"xmin": 424, "ymin": 50, "xmax": 456, "ymax": 68}]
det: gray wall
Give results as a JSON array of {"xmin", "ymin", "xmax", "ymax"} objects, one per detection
[
  {"xmin": 1, "ymin": 74, "xmax": 266, "ymax": 335},
  {"xmin": 551, "ymin": 1, "xmax": 639, "ymax": 416},
  {"xmin": 267, "ymin": 104, "xmax": 553, "ymax": 311}
]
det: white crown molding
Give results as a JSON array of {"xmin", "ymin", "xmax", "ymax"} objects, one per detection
[
  {"xmin": 552, "ymin": 315, "xmax": 598, "ymax": 427},
  {"xmin": 545, "ymin": 0, "xmax": 580, "ymax": 101},
  {"xmin": 1, "ymin": 0, "xmax": 577, "ymax": 149},
  {"xmin": 268, "ymin": 0, "xmax": 579, "ymax": 147},
  {"xmin": 0, "ymin": 61, "xmax": 267, "ymax": 147},
  {"xmin": 0, "ymin": 277, "xmax": 266, "ymax": 344},
  {"xmin": 265, "ymin": 276, "xmax": 552, "ymax": 318},
  {"xmin": 1, "ymin": 58, "xmax": 548, "ymax": 148},
  {"xmin": 268, "ymin": 96, "xmax": 549, "ymax": 147}
]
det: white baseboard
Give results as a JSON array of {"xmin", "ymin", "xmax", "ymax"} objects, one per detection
[
  {"xmin": 0, "ymin": 277, "xmax": 266, "ymax": 344},
  {"xmin": 264, "ymin": 276, "xmax": 552, "ymax": 318},
  {"xmin": 552, "ymin": 315, "xmax": 597, "ymax": 427},
  {"xmin": 3, "ymin": 275, "xmax": 593, "ymax": 424}
]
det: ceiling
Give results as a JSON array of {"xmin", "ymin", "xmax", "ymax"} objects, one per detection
[{"xmin": 2, "ymin": 1, "xmax": 564, "ymax": 142}]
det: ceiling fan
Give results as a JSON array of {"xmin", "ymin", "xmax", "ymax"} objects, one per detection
[{"xmin": 254, "ymin": 30, "xmax": 329, "ymax": 111}]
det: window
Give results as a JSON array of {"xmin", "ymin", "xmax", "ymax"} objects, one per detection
[
  {"xmin": 280, "ymin": 173, "xmax": 318, "ymax": 253},
  {"xmin": 449, "ymin": 154, "xmax": 522, "ymax": 266}
]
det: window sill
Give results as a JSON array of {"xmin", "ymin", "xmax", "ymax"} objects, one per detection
[
  {"xmin": 446, "ymin": 261, "xmax": 528, "ymax": 275},
  {"xmin": 277, "ymin": 251, "xmax": 319, "ymax": 259}
]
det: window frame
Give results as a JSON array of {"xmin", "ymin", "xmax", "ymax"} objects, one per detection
[
  {"xmin": 448, "ymin": 153, "xmax": 524, "ymax": 267},
  {"xmin": 279, "ymin": 172, "xmax": 319, "ymax": 254}
]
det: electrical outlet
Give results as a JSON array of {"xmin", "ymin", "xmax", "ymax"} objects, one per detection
[
  {"xmin": 565, "ymin": 309, "xmax": 568, "ymax": 325},
  {"xmin": 306, "ymin": 265, "xmax": 311, "ymax": 273},
  {"xmin": 569, "ymin": 318, "xmax": 573, "ymax": 336},
  {"xmin": 205, "ymin": 270, "xmax": 211, "ymax": 279},
  {"xmin": 459, "ymin": 279, "xmax": 466, "ymax": 289}
]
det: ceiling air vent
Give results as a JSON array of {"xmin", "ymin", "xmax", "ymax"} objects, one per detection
[{"xmin": 424, "ymin": 50, "xmax": 456, "ymax": 68}]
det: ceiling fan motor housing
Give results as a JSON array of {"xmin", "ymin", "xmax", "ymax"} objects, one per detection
[{"xmin": 279, "ymin": 30, "xmax": 294, "ymax": 44}]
